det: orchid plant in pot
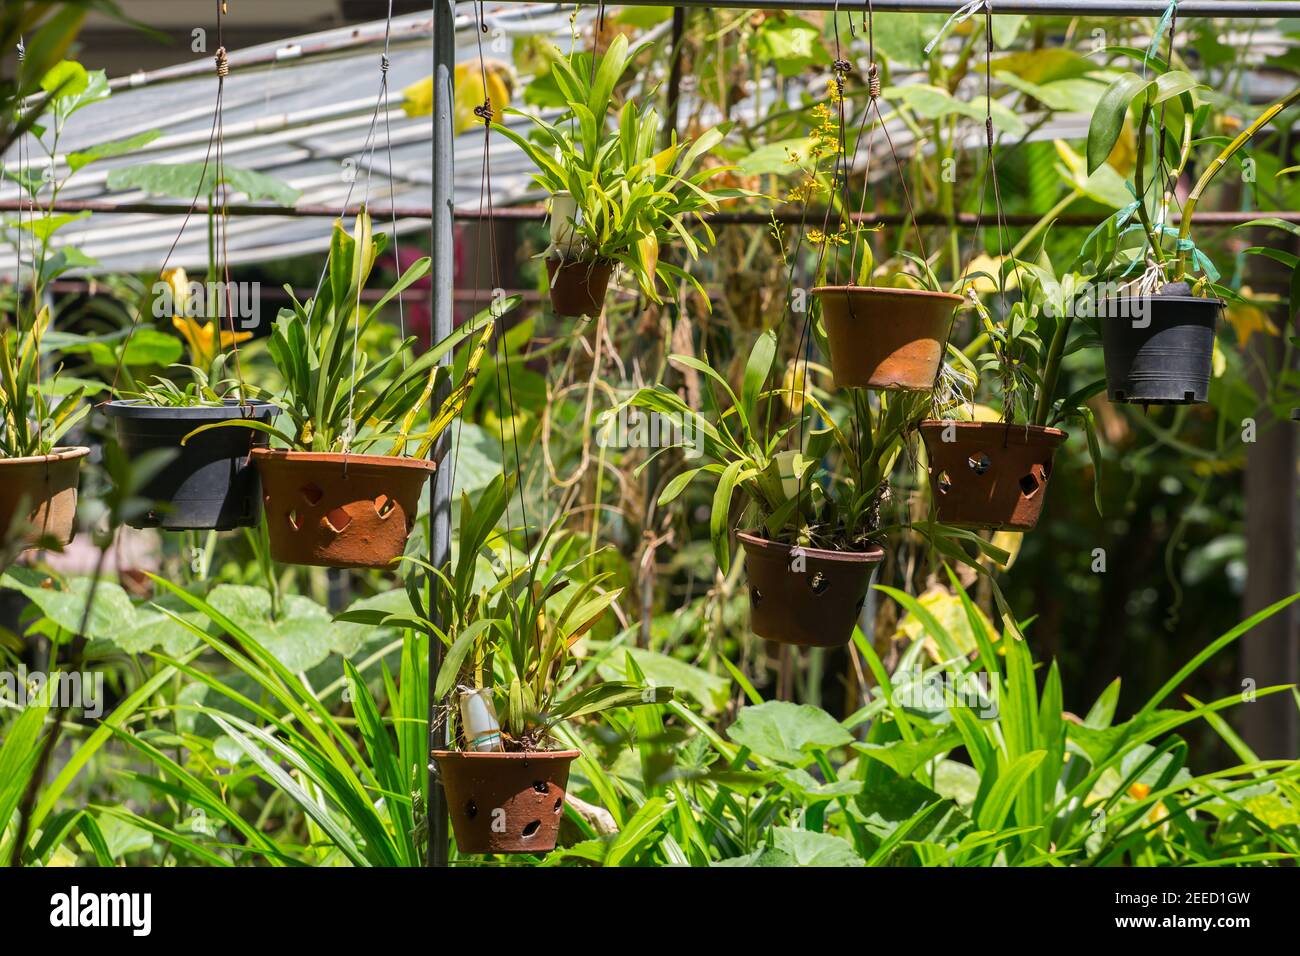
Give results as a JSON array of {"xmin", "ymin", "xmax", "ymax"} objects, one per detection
[
  {"xmin": 496, "ymin": 34, "xmax": 743, "ymax": 317},
  {"xmin": 1086, "ymin": 56, "xmax": 1300, "ymax": 404},
  {"xmin": 187, "ymin": 209, "xmax": 517, "ymax": 569},
  {"xmin": 813, "ymin": 240, "xmax": 966, "ymax": 392},
  {"xmin": 0, "ymin": 304, "xmax": 90, "ymax": 553},
  {"xmin": 919, "ymin": 256, "xmax": 1108, "ymax": 531},
  {"xmin": 355, "ymin": 475, "xmax": 673, "ymax": 855},
  {"xmin": 793, "ymin": 87, "xmax": 965, "ymax": 391},
  {"xmin": 105, "ymin": 267, "xmax": 279, "ymax": 531},
  {"xmin": 618, "ymin": 329, "xmax": 931, "ymax": 647}
]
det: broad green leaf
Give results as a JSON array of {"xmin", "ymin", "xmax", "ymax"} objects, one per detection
[
  {"xmin": 726, "ymin": 701, "xmax": 853, "ymax": 766},
  {"xmin": 1087, "ymin": 72, "xmax": 1151, "ymax": 174},
  {"xmin": 771, "ymin": 827, "xmax": 865, "ymax": 867},
  {"xmin": 107, "ymin": 162, "xmax": 301, "ymax": 205},
  {"xmin": 67, "ymin": 130, "xmax": 162, "ymax": 172}
]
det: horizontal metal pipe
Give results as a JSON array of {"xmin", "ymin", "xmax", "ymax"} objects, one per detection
[
  {"xmin": 483, "ymin": 0, "xmax": 1300, "ymax": 16},
  {"xmin": 106, "ymin": 15, "xmax": 436, "ymax": 91},
  {"xmin": 28, "ymin": 279, "xmax": 542, "ymax": 304},
  {"xmin": 0, "ymin": 198, "xmax": 434, "ymax": 219},
  {"xmin": 5, "ymin": 198, "xmax": 1297, "ymax": 227}
]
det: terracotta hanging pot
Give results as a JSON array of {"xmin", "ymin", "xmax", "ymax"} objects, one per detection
[
  {"xmin": 812, "ymin": 286, "xmax": 964, "ymax": 390},
  {"xmin": 251, "ymin": 449, "xmax": 434, "ymax": 568},
  {"xmin": 919, "ymin": 420, "xmax": 1067, "ymax": 531},
  {"xmin": 546, "ymin": 257, "xmax": 613, "ymax": 318},
  {"xmin": 431, "ymin": 749, "xmax": 580, "ymax": 855},
  {"xmin": 737, "ymin": 530, "xmax": 883, "ymax": 648},
  {"xmin": 0, "ymin": 446, "xmax": 89, "ymax": 551},
  {"xmin": 1100, "ymin": 293, "xmax": 1221, "ymax": 404},
  {"xmin": 106, "ymin": 399, "xmax": 277, "ymax": 531}
]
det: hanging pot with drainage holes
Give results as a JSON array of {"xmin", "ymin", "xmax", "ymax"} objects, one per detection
[
  {"xmin": 106, "ymin": 399, "xmax": 277, "ymax": 531},
  {"xmin": 251, "ymin": 449, "xmax": 434, "ymax": 568},
  {"xmin": 812, "ymin": 286, "xmax": 964, "ymax": 390},
  {"xmin": 919, "ymin": 420, "xmax": 1066, "ymax": 531},
  {"xmin": 737, "ymin": 530, "xmax": 883, "ymax": 648},
  {"xmin": 431, "ymin": 749, "xmax": 579, "ymax": 855},
  {"xmin": 1100, "ymin": 293, "xmax": 1221, "ymax": 405},
  {"xmin": 546, "ymin": 257, "xmax": 613, "ymax": 318}
]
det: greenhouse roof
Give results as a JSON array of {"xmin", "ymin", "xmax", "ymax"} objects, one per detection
[
  {"xmin": 0, "ymin": 4, "xmax": 604, "ymax": 277},
  {"xmin": 1, "ymin": 4, "xmax": 1294, "ymax": 278}
]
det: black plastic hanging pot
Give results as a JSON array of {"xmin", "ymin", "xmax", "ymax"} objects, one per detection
[
  {"xmin": 1100, "ymin": 294, "xmax": 1222, "ymax": 405},
  {"xmin": 105, "ymin": 399, "xmax": 278, "ymax": 531}
]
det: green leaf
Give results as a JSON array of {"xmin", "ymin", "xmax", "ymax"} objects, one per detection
[
  {"xmin": 886, "ymin": 83, "xmax": 1026, "ymax": 138},
  {"xmin": 433, "ymin": 619, "xmax": 496, "ymax": 699},
  {"xmin": 872, "ymin": 12, "xmax": 949, "ymax": 70},
  {"xmin": 67, "ymin": 130, "xmax": 162, "ymax": 172},
  {"xmin": 19, "ymin": 210, "xmax": 90, "ymax": 242},
  {"xmin": 1085, "ymin": 677, "xmax": 1122, "ymax": 729},
  {"xmin": 604, "ymin": 796, "xmax": 672, "ymax": 866},
  {"xmin": 711, "ymin": 459, "xmax": 746, "ymax": 574},
  {"xmin": 1237, "ymin": 217, "xmax": 1300, "ymax": 241},
  {"xmin": 41, "ymin": 60, "xmax": 88, "ymax": 100},
  {"xmin": 209, "ymin": 713, "xmax": 370, "ymax": 866},
  {"xmin": 854, "ymin": 730, "xmax": 962, "ymax": 779},
  {"xmin": 205, "ymin": 585, "xmax": 341, "ymax": 670},
  {"xmin": 87, "ymin": 327, "xmax": 181, "ymax": 368},
  {"xmin": 593, "ymin": 643, "xmax": 730, "ymax": 713},
  {"xmin": 548, "ymin": 681, "xmax": 672, "ymax": 724},
  {"xmin": 656, "ymin": 465, "xmax": 714, "ymax": 506},
  {"xmin": 1087, "ymin": 72, "xmax": 1151, "ymax": 174},
  {"xmin": 770, "ymin": 827, "xmax": 865, "ymax": 866},
  {"xmin": 726, "ymin": 701, "xmax": 853, "ymax": 767},
  {"xmin": 977, "ymin": 750, "xmax": 1046, "ymax": 831},
  {"xmin": 736, "ymin": 138, "xmax": 813, "ymax": 176},
  {"xmin": 1152, "ymin": 70, "xmax": 1205, "ymax": 105},
  {"xmin": 106, "ymin": 162, "xmax": 301, "ymax": 205},
  {"xmin": 752, "ymin": 16, "xmax": 831, "ymax": 76},
  {"xmin": 742, "ymin": 329, "xmax": 777, "ymax": 427}
]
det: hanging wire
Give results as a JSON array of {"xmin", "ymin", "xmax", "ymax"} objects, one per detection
[
  {"xmin": 380, "ymin": 47, "xmax": 408, "ymax": 363},
  {"xmin": 106, "ymin": 3, "xmax": 227, "ymax": 402},
  {"xmin": 15, "ymin": 36, "xmax": 45, "ymax": 455},
  {"xmin": 784, "ymin": 1, "xmax": 856, "ymax": 539},
  {"xmin": 441, "ymin": 0, "xmax": 534, "ymax": 587},
  {"xmin": 342, "ymin": 0, "xmax": 400, "ymax": 458},
  {"xmin": 973, "ymin": 4, "xmax": 1033, "ymax": 427},
  {"xmin": 212, "ymin": 15, "xmax": 250, "ymax": 407},
  {"xmin": 270, "ymin": 4, "xmax": 400, "ymax": 451},
  {"xmin": 846, "ymin": 0, "xmax": 881, "ymax": 286},
  {"xmin": 1152, "ymin": 4, "xmax": 1182, "ymax": 269}
]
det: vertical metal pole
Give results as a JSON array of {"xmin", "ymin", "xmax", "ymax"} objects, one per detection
[
  {"xmin": 425, "ymin": 0, "xmax": 454, "ymax": 868},
  {"xmin": 664, "ymin": 8, "xmax": 686, "ymax": 142}
]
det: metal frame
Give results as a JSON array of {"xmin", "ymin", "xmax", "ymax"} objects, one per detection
[
  {"xmin": 6, "ymin": 198, "xmax": 1300, "ymax": 228},
  {"xmin": 422, "ymin": 0, "xmax": 1300, "ymax": 865},
  {"xmin": 426, "ymin": 0, "xmax": 455, "ymax": 868},
  {"xmin": 484, "ymin": 0, "xmax": 1300, "ymax": 15}
]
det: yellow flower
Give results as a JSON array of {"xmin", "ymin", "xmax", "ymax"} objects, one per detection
[
  {"xmin": 404, "ymin": 61, "xmax": 514, "ymax": 133},
  {"xmin": 808, "ymin": 224, "xmax": 850, "ymax": 246},
  {"xmin": 1127, "ymin": 782, "xmax": 1170, "ymax": 828},
  {"xmin": 782, "ymin": 360, "xmax": 807, "ymax": 413},
  {"xmin": 171, "ymin": 314, "xmax": 252, "ymax": 369},
  {"xmin": 162, "ymin": 267, "xmax": 190, "ymax": 314},
  {"xmin": 1225, "ymin": 289, "xmax": 1280, "ymax": 347},
  {"xmin": 786, "ymin": 176, "xmax": 823, "ymax": 204}
]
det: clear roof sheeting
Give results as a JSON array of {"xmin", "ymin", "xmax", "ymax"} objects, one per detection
[
  {"xmin": 0, "ymin": 4, "xmax": 596, "ymax": 278},
  {"xmin": 4, "ymin": 6, "xmax": 1290, "ymax": 281}
]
